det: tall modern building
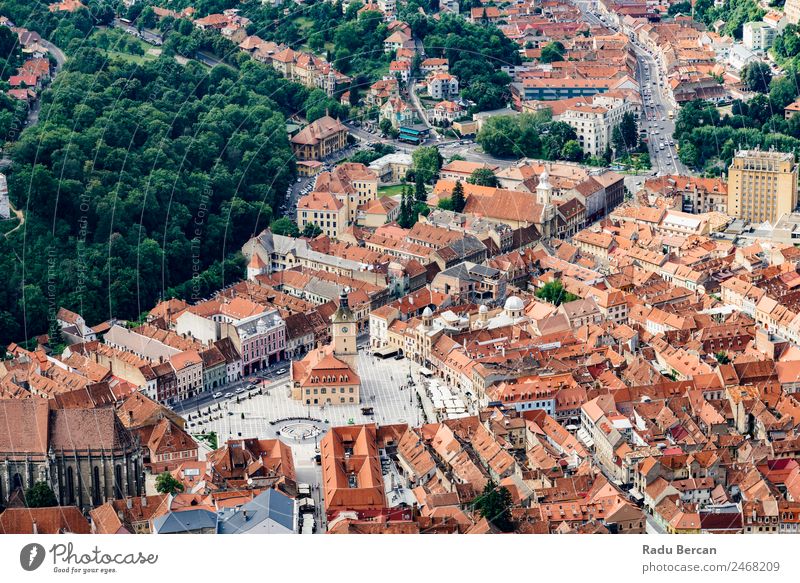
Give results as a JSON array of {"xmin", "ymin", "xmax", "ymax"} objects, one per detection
[{"xmin": 727, "ymin": 149, "xmax": 798, "ymax": 224}]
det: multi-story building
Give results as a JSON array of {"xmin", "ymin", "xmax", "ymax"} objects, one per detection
[
  {"xmin": 0, "ymin": 400, "xmax": 143, "ymax": 512},
  {"xmin": 380, "ymin": 97, "xmax": 414, "ymax": 128},
  {"xmin": 169, "ymin": 350, "xmax": 203, "ymax": 400},
  {"xmin": 787, "ymin": 0, "xmax": 800, "ymax": 25},
  {"xmin": 290, "ymin": 115, "xmax": 349, "ymax": 161},
  {"xmin": 512, "ymin": 78, "xmax": 613, "ymax": 102},
  {"xmin": 555, "ymin": 95, "xmax": 630, "ymax": 158},
  {"xmin": 430, "ymin": 100, "xmax": 465, "ymax": 124},
  {"xmin": 233, "ymin": 310, "xmax": 286, "ymax": 375},
  {"xmin": 727, "ymin": 149, "xmax": 798, "ymax": 224},
  {"xmin": 298, "ymin": 191, "xmax": 348, "ymax": 238},
  {"xmin": 743, "ymin": 21, "xmax": 777, "ymax": 53},
  {"xmin": 426, "ymin": 73, "xmax": 459, "ymax": 100}
]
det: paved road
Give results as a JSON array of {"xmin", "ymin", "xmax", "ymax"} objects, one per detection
[
  {"xmin": 574, "ymin": 1, "xmax": 687, "ymax": 177},
  {"xmin": 40, "ymin": 39, "xmax": 66, "ymax": 68},
  {"xmin": 111, "ymin": 19, "xmax": 164, "ymax": 46},
  {"xmin": 408, "ymin": 77, "xmax": 435, "ymax": 135},
  {"xmin": 4, "ymin": 199, "xmax": 24, "ymax": 238},
  {"xmin": 171, "ymin": 361, "xmax": 291, "ymax": 415}
]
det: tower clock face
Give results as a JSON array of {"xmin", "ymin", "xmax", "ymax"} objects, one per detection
[{"xmin": 341, "ymin": 326, "xmax": 348, "ymax": 333}]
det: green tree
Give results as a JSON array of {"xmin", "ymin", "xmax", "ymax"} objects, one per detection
[
  {"xmin": 138, "ymin": 6, "xmax": 157, "ymax": 29},
  {"xmin": 451, "ymin": 180, "xmax": 466, "ymax": 213},
  {"xmin": 415, "ymin": 173, "xmax": 427, "ymax": 204},
  {"xmin": 155, "ymin": 472, "xmax": 185, "ymax": 495},
  {"xmin": 742, "ymin": 61, "xmax": 772, "ymax": 93},
  {"xmin": 472, "ymin": 479, "xmax": 514, "ymax": 532},
  {"xmin": 25, "ymin": 481, "xmax": 58, "ymax": 508},
  {"xmin": 715, "ymin": 351, "xmax": 731, "ymax": 364},
  {"xmin": 467, "ymin": 167, "xmax": 499, "ymax": 187},
  {"xmin": 535, "ymin": 280, "xmax": 578, "ymax": 306},
  {"xmin": 379, "ymin": 118, "xmax": 394, "ymax": 136},
  {"xmin": 769, "ymin": 75, "xmax": 798, "ymax": 110},
  {"xmin": 398, "ymin": 184, "xmax": 416, "ymax": 228},
  {"xmin": 612, "ymin": 125, "xmax": 627, "ymax": 155},
  {"xmin": 437, "ymin": 197, "xmax": 455, "ymax": 210},
  {"xmin": 668, "ymin": 0, "xmax": 692, "ymax": 15},
  {"xmin": 620, "ymin": 112, "xmax": 638, "ymax": 149},
  {"xmin": 302, "ymin": 223, "xmax": 323, "ymax": 238},
  {"xmin": 560, "ymin": 140, "xmax": 584, "ymax": 162},
  {"xmin": 412, "ymin": 146, "xmax": 443, "ymax": 183},
  {"xmin": 270, "ymin": 217, "xmax": 301, "ymax": 237},
  {"xmin": 540, "ymin": 41, "xmax": 565, "ymax": 63}
]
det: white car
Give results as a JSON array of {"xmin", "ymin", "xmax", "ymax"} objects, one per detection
[{"xmin": 213, "ymin": 392, "xmax": 223, "ymax": 399}]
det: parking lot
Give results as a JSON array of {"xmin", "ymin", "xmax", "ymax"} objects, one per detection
[{"xmin": 180, "ymin": 354, "xmax": 425, "ymax": 445}]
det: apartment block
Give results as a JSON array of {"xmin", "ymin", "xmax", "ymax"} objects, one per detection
[{"xmin": 727, "ymin": 149, "xmax": 798, "ymax": 224}]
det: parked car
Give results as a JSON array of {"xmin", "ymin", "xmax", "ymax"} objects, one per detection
[
  {"xmin": 225, "ymin": 392, "xmax": 234, "ymax": 398},
  {"xmin": 213, "ymin": 392, "xmax": 223, "ymax": 399},
  {"xmin": 235, "ymin": 387, "xmax": 246, "ymax": 394}
]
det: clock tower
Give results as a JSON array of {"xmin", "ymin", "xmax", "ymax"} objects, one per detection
[{"xmin": 331, "ymin": 289, "xmax": 358, "ymax": 369}]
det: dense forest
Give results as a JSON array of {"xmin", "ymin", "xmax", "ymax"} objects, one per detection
[
  {"xmin": 0, "ymin": 0, "xmax": 522, "ymax": 346},
  {"xmin": 0, "ymin": 12, "xmax": 327, "ymax": 346}
]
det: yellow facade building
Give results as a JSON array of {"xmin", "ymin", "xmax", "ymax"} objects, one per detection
[{"xmin": 727, "ymin": 149, "xmax": 798, "ymax": 224}]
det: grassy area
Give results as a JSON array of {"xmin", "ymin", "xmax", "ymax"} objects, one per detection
[
  {"xmin": 88, "ymin": 29, "xmax": 158, "ymax": 64},
  {"xmin": 294, "ymin": 16, "xmax": 314, "ymax": 32},
  {"xmin": 378, "ymin": 184, "xmax": 406, "ymax": 197},
  {"xmin": 106, "ymin": 50, "xmax": 157, "ymax": 65},
  {"xmin": 193, "ymin": 431, "xmax": 218, "ymax": 450}
]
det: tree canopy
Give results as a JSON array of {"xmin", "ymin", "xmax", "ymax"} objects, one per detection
[
  {"xmin": 477, "ymin": 111, "xmax": 581, "ymax": 160},
  {"xmin": 0, "ymin": 47, "xmax": 308, "ymax": 344},
  {"xmin": 155, "ymin": 471, "xmax": 185, "ymax": 495},
  {"xmin": 472, "ymin": 479, "xmax": 514, "ymax": 532},
  {"xmin": 741, "ymin": 61, "xmax": 772, "ymax": 93},
  {"xmin": 25, "ymin": 481, "xmax": 58, "ymax": 508},
  {"xmin": 539, "ymin": 41, "xmax": 565, "ymax": 64},
  {"xmin": 412, "ymin": 146, "xmax": 443, "ymax": 183},
  {"xmin": 674, "ymin": 79, "xmax": 800, "ymax": 172},
  {"xmin": 467, "ymin": 167, "xmax": 499, "ymax": 187},
  {"xmin": 535, "ymin": 280, "xmax": 578, "ymax": 306}
]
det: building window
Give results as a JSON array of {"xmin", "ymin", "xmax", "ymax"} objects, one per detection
[{"xmin": 92, "ymin": 466, "xmax": 101, "ymax": 505}]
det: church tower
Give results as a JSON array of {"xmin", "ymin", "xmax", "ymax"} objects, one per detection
[
  {"xmin": 536, "ymin": 167, "xmax": 556, "ymax": 239},
  {"xmin": 331, "ymin": 289, "xmax": 358, "ymax": 369},
  {"xmin": 536, "ymin": 167, "xmax": 553, "ymax": 206}
]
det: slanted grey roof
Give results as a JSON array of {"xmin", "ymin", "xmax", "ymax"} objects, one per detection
[
  {"xmin": 217, "ymin": 489, "xmax": 296, "ymax": 534},
  {"xmin": 153, "ymin": 509, "xmax": 218, "ymax": 534}
]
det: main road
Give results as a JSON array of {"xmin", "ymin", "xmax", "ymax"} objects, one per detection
[{"xmin": 573, "ymin": 0, "xmax": 687, "ymax": 176}]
